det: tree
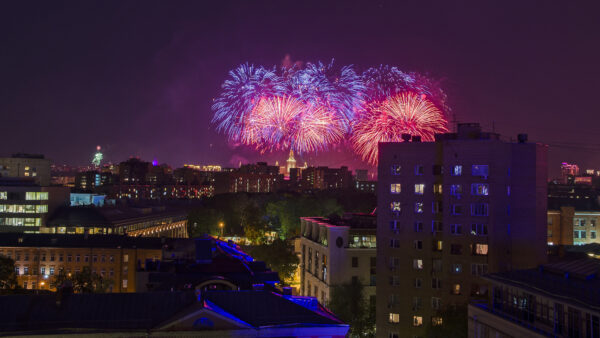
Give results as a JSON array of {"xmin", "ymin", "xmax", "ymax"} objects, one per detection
[
  {"xmin": 188, "ymin": 208, "xmax": 225, "ymax": 237},
  {"xmin": 0, "ymin": 256, "xmax": 18, "ymax": 291},
  {"xmin": 241, "ymin": 204, "xmax": 268, "ymax": 244},
  {"xmin": 247, "ymin": 239, "xmax": 299, "ymax": 284},
  {"xmin": 328, "ymin": 279, "xmax": 375, "ymax": 337},
  {"xmin": 52, "ymin": 267, "xmax": 113, "ymax": 293}
]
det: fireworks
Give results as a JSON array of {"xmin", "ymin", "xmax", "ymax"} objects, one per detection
[
  {"xmin": 351, "ymin": 92, "xmax": 449, "ymax": 165},
  {"xmin": 211, "ymin": 61, "xmax": 451, "ymax": 164}
]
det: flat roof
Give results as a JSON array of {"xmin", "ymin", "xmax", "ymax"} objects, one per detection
[{"xmin": 0, "ymin": 233, "xmax": 164, "ymax": 249}]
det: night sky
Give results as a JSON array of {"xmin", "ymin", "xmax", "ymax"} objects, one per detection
[{"xmin": 2, "ymin": 1, "xmax": 600, "ymax": 178}]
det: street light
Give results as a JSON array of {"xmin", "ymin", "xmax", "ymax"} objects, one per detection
[{"xmin": 219, "ymin": 222, "xmax": 224, "ymax": 238}]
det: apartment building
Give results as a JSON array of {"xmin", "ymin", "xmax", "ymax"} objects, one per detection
[
  {"xmin": 469, "ymin": 259, "xmax": 600, "ymax": 337},
  {"xmin": 300, "ymin": 213, "xmax": 376, "ymax": 307},
  {"xmin": 0, "ymin": 153, "xmax": 51, "ymax": 186},
  {"xmin": 377, "ymin": 123, "xmax": 547, "ymax": 337},
  {"xmin": 547, "ymin": 207, "xmax": 600, "ymax": 246},
  {"xmin": 0, "ymin": 233, "xmax": 162, "ymax": 292}
]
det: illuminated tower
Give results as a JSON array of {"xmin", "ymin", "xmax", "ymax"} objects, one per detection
[
  {"xmin": 92, "ymin": 146, "xmax": 103, "ymax": 168},
  {"xmin": 286, "ymin": 150, "xmax": 296, "ymax": 175}
]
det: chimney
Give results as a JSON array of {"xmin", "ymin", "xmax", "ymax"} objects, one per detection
[{"xmin": 401, "ymin": 134, "xmax": 411, "ymax": 142}]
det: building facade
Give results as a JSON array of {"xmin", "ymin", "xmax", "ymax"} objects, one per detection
[
  {"xmin": 300, "ymin": 214, "xmax": 376, "ymax": 308},
  {"xmin": 548, "ymin": 207, "xmax": 600, "ymax": 246},
  {"xmin": 0, "ymin": 234, "xmax": 162, "ymax": 292},
  {"xmin": 468, "ymin": 259, "xmax": 600, "ymax": 338},
  {"xmin": 0, "ymin": 154, "xmax": 51, "ymax": 186},
  {"xmin": 377, "ymin": 124, "xmax": 548, "ymax": 337}
]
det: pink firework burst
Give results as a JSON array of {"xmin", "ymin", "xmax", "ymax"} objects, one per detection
[{"xmin": 351, "ymin": 92, "xmax": 448, "ymax": 165}]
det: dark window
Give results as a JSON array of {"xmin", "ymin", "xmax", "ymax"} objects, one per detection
[
  {"xmin": 433, "ymin": 165, "xmax": 443, "ymax": 175},
  {"xmin": 352, "ymin": 257, "xmax": 358, "ymax": 268},
  {"xmin": 451, "ymin": 244, "xmax": 462, "ymax": 255}
]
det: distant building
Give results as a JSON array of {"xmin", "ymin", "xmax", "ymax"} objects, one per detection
[
  {"xmin": 118, "ymin": 158, "xmax": 149, "ymax": 184},
  {"xmin": 355, "ymin": 180, "xmax": 377, "ymax": 193},
  {"xmin": 0, "ymin": 153, "xmax": 51, "ymax": 186},
  {"xmin": 300, "ymin": 213, "xmax": 377, "ymax": 307},
  {"xmin": 547, "ymin": 206, "xmax": 600, "ymax": 246},
  {"xmin": 0, "ymin": 233, "xmax": 162, "ymax": 292},
  {"xmin": 355, "ymin": 169, "xmax": 369, "ymax": 181},
  {"xmin": 377, "ymin": 124, "xmax": 548, "ymax": 337},
  {"xmin": 0, "ymin": 290, "xmax": 349, "ymax": 337},
  {"xmin": 46, "ymin": 205, "xmax": 188, "ymax": 237},
  {"xmin": 70, "ymin": 193, "xmax": 106, "ymax": 207},
  {"xmin": 286, "ymin": 150, "xmax": 297, "ymax": 175},
  {"xmin": 0, "ymin": 178, "xmax": 70, "ymax": 232},
  {"xmin": 469, "ymin": 259, "xmax": 600, "ymax": 338}
]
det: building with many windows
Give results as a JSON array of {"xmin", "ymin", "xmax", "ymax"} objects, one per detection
[
  {"xmin": 0, "ymin": 233, "xmax": 163, "ymax": 292},
  {"xmin": 547, "ymin": 206, "xmax": 600, "ymax": 246},
  {"xmin": 0, "ymin": 178, "xmax": 70, "ymax": 232},
  {"xmin": 469, "ymin": 259, "xmax": 600, "ymax": 337},
  {"xmin": 300, "ymin": 213, "xmax": 377, "ymax": 308},
  {"xmin": 377, "ymin": 123, "xmax": 548, "ymax": 337}
]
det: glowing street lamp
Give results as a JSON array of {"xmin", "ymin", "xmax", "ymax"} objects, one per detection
[{"xmin": 219, "ymin": 222, "xmax": 224, "ymax": 237}]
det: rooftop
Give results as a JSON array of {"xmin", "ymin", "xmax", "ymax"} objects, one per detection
[
  {"xmin": 483, "ymin": 259, "xmax": 600, "ymax": 311},
  {"xmin": 47, "ymin": 205, "xmax": 188, "ymax": 227},
  {"xmin": 302, "ymin": 213, "xmax": 376, "ymax": 229},
  {"xmin": 0, "ymin": 233, "xmax": 164, "ymax": 250}
]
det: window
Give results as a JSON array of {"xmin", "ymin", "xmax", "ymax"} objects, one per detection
[
  {"xmin": 414, "ymin": 184, "xmax": 425, "ymax": 195},
  {"xmin": 414, "ymin": 278, "xmax": 422, "ymax": 288},
  {"xmin": 452, "ymin": 284, "xmax": 461, "ymax": 295},
  {"xmin": 122, "ymin": 279, "xmax": 128, "ymax": 289},
  {"xmin": 101, "ymin": 255, "xmax": 106, "ymax": 263},
  {"xmin": 471, "ymin": 264, "xmax": 489, "ymax": 276},
  {"xmin": 412, "ymin": 297, "xmax": 422, "ymax": 310},
  {"xmin": 388, "ymin": 333, "xmax": 399, "ymax": 338},
  {"xmin": 432, "ymin": 240, "xmax": 443, "ymax": 252},
  {"xmin": 472, "ymin": 243, "xmax": 489, "ymax": 255},
  {"xmin": 592, "ymin": 219, "xmax": 597, "ymax": 227},
  {"xmin": 452, "ymin": 264, "xmax": 462, "ymax": 274},
  {"xmin": 413, "ymin": 316, "xmax": 423, "ymax": 327},
  {"xmin": 49, "ymin": 267, "xmax": 55, "ymax": 275},
  {"xmin": 451, "ymin": 224, "xmax": 462, "ymax": 235},
  {"xmin": 432, "ymin": 259, "xmax": 443, "ymax": 272},
  {"xmin": 414, "ymin": 222, "xmax": 423, "ymax": 232},
  {"xmin": 432, "ymin": 316, "xmax": 443, "ymax": 326},
  {"xmin": 123, "ymin": 254, "xmax": 129, "ymax": 263},
  {"xmin": 390, "ymin": 201, "xmax": 401, "ymax": 215},
  {"xmin": 431, "ymin": 278, "xmax": 442, "ymax": 289},
  {"xmin": 415, "ymin": 165, "xmax": 424, "ymax": 175},
  {"xmin": 451, "ymin": 244, "xmax": 463, "ymax": 255},
  {"xmin": 76, "ymin": 254, "xmax": 80, "ymax": 262},
  {"xmin": 574, "ymin": 230, "xmax": 587, "ymax": 239},
  {"xmin": 414, "ymin": 202, "xmax": 424, "ymax": 213},
  {"xmin": 40, "ymin": 267, "xmax": 46, "ymax": 275},
  {"xmin": 451, "ymin": 204, "xmax": 463, "ymax": 215},
  {"xmin": 432, "ymin": 165, "xmax": 443, "ymax": 175},
  {"xmin": 413, "ymin": 240, "xmax": 422, "ymax": 250},
  {"xmin": 391, "ymin": 165, "xmax": 401, "ymax": 175},
  {"xmin": 433, "ymin": 184, "xmax": 442, "ymax": 194},
  {"xmin": 390, "ymin": 221, "xmax": 400, "ymax": 234},
  {"xmin": 471, "ymin": 224, "xmax": 488, "ymax": 236},
  {"xmin": 352, "ymin": 257, "xmax": 358, "ymax": 268},
  {"xmin": 389, "ymin": 313, "xmax": 400, "ymax": 323},
  {"xmin": 67, "ymin": 255, "xmax": 72, "ymax": 262},
  {"xmin": 25, "ymin": 192, "xmax": 48, "ymax": 200},
  {"xmin": 592, "ymin": 231, "xmax": 597, "ymax": 239},
  {"xmin": 450, "ymin": 184, "xmax": 462, "ymax": 196},
  {"xmin": 413, "ymin": 259, "xmax": 423, "ymax": 270},
  {"xmin": 471, "ymin": 165, "xmax": 489, "ymax": 178},
  {"xmin": 390, "ymin": 183, "xmax": 401, "ymax": 194},
  {"xmin": 23, "ymin": 266, "xmax": 29, "ymax": 275},
  {"xmin": 59, "ymin": 254, "xmax": 63, "ymax": 262},
  {"xmin": 15, "ymin": 266, "xmax": 20, "ymax": 275},
  {"xmin": 471, "ymin": 183, "xmax": 489, "ymax": 196},
  {"xmin": 432, "ymin": 201, "xmax": 443, "ymax": 214},
  {"xmin": 84, "ymin": 255, "xmax": 89, "ymax": 263},
  {"xmin": 390, "ymin": 275, "xmax": 400, "ymax": 286},
  {"xmin": 390, "ymin": 239, "xmax": 400, "ymax": 248},
  {"xmin": 451, "ymin": 165, "xmax": 462, "ymax": 176},
  {"xmin": 351, "ymin": 276, "xmax": 358, "ymax": 284},
  {"xmin": 109, "ymin": 255, "xmax": 114, "ymax": 262},
  {"xmin": 50, "ymin": 254, "xmax": 55, "ymax": 262},
  {"xmin": 471, "ymin": 203, "xmax": 489, "ymax": 216},
  {"xmin": 432, "ymin": 221, "xmax": 443, "ymax": 233},
  {"xmin": 432, "ymin": 297, "xmax": 442, "ymax": 310}
]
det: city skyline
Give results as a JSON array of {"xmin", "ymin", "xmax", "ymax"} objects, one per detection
[{"xmin": 2, "ymin": 1, "xmax": 600, "ymax": 178}]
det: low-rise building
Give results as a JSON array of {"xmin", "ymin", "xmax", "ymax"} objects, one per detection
[
  {"xmin": 300, "ymin": 213, "xmax": 376, "ymax": 307},
  {"xmin": 0, "ymin": 233, "xmax": 163, "ymax": 292},
  {"xmin": 548, "ymin": 206, "xmax": 600, "ymax": 246},
  {"xmin": 468, "ymin": 259, "xmax": 600, "ymax": 337},
  {"xmin": 0, "ymin": 153, "xmax": 51, "ymax": 186}
]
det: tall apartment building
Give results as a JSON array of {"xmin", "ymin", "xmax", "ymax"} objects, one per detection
[
  {"xmin": 377, "ymin": 123, "xmax": 548, "ymax": 337},
  {"xmin": 300, "ymin": 214, "xmax": 376, "ymax": 307},
  {"xmin": 0, "ymin": 153, "xmax": 51, "ymax": 186}
]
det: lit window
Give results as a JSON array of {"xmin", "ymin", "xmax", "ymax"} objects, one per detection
[
  {"xmin": 390, "ymin": 201, "xmax": 401, "ymax": 214},
  {"xmin": 473, "ymin": 243, "xmax": 489, "ymax": 255},
  {"xmin": 451, "ymin": 165, "xmax": 462, "ymax": 176},
  {"xmin": 471, "ymin": 165, "xmax": 489, "ymax": 178},
  {"xmin": 433, "ymin": 240, "xmax": 443, "ymax": 252},
  {"xmin": 452, "ymin": 264, "xmax": 462, "ymax": 274},
  {"xmin": 452, "ymin": 284, "xmax": 461, "ymax": 295},
  {"xmin": 390, "ymin": 183, "xmax": 401, "ymax": 194},
  {"xmin": 389, "ymin": 313, "xmax": 400, "ymax": 323},
  {"xmin": 415, "ymin": 202, "xmax": 424, "ymax": 213},
  {"xmin": 0, "ymin": 192, "xmax": 6, "ymax": 200},
  {"xmin": 415, "ymin": 165, "xmax": 424, "ymax": 175},
  {"xmin": 413, "ymin": 316, "xmax": 423, "ymax": 327},
  {"xmin": 433, "ymin": 184, "xmax": 442, "ymax": 194},
  {"xmin": 471, "ymin": 183, "xmax": 489, "ymax": 196},
  {"xmin": 432, "ymin": 316, "xmax": 443, "ymax": 326},
  {"xmin": 413, "ymin": 259, "xmax": 423, "ymax": 270},
  {"xmin": 391, "ymin": 165, "xmax": 401, "ymax": 175},
  {"xmin": 471, "ymin": 203, "xmax": 489, "ymax": 216},
  {"xmin": 414, "ymin": 184, "xmax": 425, "ymax": 195},
  {"xmin": 450, "ymin": 185, "xmax": 462, "ymax": 196}
]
